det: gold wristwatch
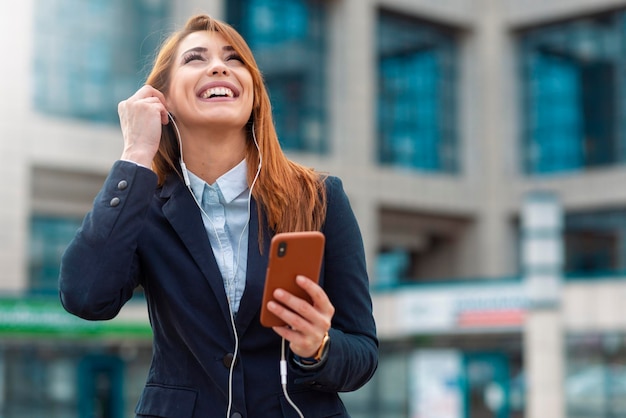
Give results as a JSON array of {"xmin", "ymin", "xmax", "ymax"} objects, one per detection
[
  {"xmin": 313, "ymin": 331, "xmax": 330, "ymax": 361},
  {"xmin": 298, "ymin": 331, "xmax": 330, "ymax": 365}
]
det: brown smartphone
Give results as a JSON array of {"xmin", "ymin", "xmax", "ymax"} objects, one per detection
[{"xmin": 260, "ymin": 231, "xmax": 325, "ymax": 328}]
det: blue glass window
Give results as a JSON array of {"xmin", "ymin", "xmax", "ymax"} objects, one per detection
[
  {"xmin": 377, "ymin": 11, "xmax": 458, "ymax": 173},
  {"xmin": 29, "ymin": 216, "xmax": 82, "ymax": 294},
  {"xmin": 528, "ymin": 53, "xmax": 584, "ymax": 173},
  {"xmin": 376, "ymin": 249, "xmax": 410, "ymax": 288},
  {"xmin": 564, "ymin": 209, "xmax": 626, "ymax": 278},
  {"xmin": 566, "ymin": 333, "xmax": 626, "ymax": 418},
  {"xmin": 32, "ymin": 0, "xmax": 169, "ymax": 123},
  {"xmin": 520, "ymin": 12, "xmax": 623, "ymax": 174},
  {"xmin": 341, "ymin": 351, "xmax": 409, "ymax": 417},
  {"xmin": 228, "ymin": 0, "xmax": 327, "ymax": 153}
]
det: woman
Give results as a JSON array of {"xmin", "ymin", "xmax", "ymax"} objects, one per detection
[{"xmin": 59, "ymin": 14, "xmax": 377, "ymax": 418}]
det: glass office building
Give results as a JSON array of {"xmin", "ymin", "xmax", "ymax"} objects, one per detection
[{"xmin": 4, "ymin": 0, "xmax": 626, "ymax": 417}]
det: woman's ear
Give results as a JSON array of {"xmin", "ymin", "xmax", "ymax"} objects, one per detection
[{"xmin": 163, "ymin": 93, "xmax": 173, "ymax": 116}]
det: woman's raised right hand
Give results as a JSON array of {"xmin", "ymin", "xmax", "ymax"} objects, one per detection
[{"xmin": 118, "ymin": 85, "xmax": 170, "ymax": 168}]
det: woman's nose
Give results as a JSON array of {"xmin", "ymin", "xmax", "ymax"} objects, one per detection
[{"xmin": 209, "ymin": 61, "xmax": 229, "ymax": 76}]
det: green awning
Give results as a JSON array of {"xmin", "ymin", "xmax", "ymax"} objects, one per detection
[{"xmin": 0, "ymin": 298, "xmax": 151, "ymax": 339}]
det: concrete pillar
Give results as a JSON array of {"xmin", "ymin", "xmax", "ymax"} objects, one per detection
[
  {"xmin": 522, "ymin": 191, "xmax": 564, "ymax": 418},
  {"xmin": 472, "ymin": 0, "xmax": 516, "ymax": 278},
  {"xmin": 524, "ymin": 311, "xmax": 564, "ymax": 418},
  {"xmin": 174, "ymin": 0, "xmax": 224, "ymax": 23},
  {"xmin": 0, "ymin": 0, "xmax": 33, "ymax": 291}
]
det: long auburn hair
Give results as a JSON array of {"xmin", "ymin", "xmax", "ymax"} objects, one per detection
[{"xmin": 145, "ymin": 14, "xmax": 327, "ymax": 242}]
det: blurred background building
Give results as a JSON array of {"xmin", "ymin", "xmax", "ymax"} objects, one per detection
[{"xmin": 2, "ymin": 0, "xmax": 626, "ymax": 417}]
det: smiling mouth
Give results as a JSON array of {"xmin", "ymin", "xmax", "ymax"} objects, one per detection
[{"xmin": 201, "ymin": 87, "xmax": 235, "ymax": 99}]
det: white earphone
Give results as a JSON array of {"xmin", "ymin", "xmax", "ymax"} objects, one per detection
[
  {"xmin": 167, "ymin": 114, "xmax": 303, "ymax": 417},
  {"xmin": 168, "ymin": 113, "xmax": 279, "ymax": 417}
]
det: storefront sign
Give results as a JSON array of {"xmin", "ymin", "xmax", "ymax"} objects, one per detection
[
  {"xmin": 0, "ymin": 297, "xmax": 151, "ymax": 339},
  {"xmin": 388, "ymin": 281, "xmax": 528, "ymax": 336}
]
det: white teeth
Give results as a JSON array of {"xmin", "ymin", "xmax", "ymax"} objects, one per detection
[{"xmin": 201, "ymin": 87, "xmax": 234, "ymax": 99}]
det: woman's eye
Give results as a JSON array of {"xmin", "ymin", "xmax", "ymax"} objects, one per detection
[
  {"xmin": 183, "ymin": 53, "xmax": 203, "ymax": 64},
  {"xmin": 226, "ymin": 54, "xmax": 243, "ymax": 63}
]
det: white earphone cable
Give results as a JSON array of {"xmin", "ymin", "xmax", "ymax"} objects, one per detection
[
  {"xmin": 281, "ymin": 337, "xmax": 305, "ymax": 418},
  {"xmin": 169, "ymin": 115, "xmax": 302, "ymax": 417},
  {"xmin": 169, "ymin": 113, "xmax": 261, "ymax": 417}
]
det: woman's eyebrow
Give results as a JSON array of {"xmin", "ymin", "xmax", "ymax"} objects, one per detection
[
  {"xmin": 181, "ymin": 45, "xmax": 235, "ymax": 56},
  {"xmin": 182, "ymin": 46, "xmax": 207, "ymax": 56}
]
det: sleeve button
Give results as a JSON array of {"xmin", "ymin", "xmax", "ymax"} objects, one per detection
[
  {"xmin": 117, "ymin": 180, "xmax": 128, "ymax": 190},
  {"xmin": 110, "ymin": 197, "xmax": 121, "ymax": 207}
]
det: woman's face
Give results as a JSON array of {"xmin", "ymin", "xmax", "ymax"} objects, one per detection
[{"xmin": 166, "ymin": 31, "xmax": 254, "ymax": 131}]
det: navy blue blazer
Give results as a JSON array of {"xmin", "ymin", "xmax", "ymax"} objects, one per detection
[{"xmin": 59, "ymin": 160, "xmax": 378, "ymax": 418}]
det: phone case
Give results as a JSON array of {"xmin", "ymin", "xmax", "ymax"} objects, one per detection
[{"xmin": 260, "ymin": 231, "xmax": 325, "ymax": 327}]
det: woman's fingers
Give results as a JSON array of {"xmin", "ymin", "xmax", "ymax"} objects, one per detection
[
  {"xmin": 118, "ymin": 85, "xmax": 169, "ymax": 165},
  {"xmin": 268, "ymin": 276, "xmax": 335, "ymax": 358}
]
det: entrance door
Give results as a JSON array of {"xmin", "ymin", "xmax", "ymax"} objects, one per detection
[
  {"xmin": 77, "ymin": 354, "xmax": 124, "ymax": 418},
  {"xmin": 465, "ymin": 353, "xmax": 509, "ymax": 418}
]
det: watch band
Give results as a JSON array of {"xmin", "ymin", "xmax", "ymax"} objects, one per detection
[
  {"xmin": 296, "ymin": 331, "xmax": 330, "ymax": 365},
  {"xmin": 313, "ymin": 331, "xmax": 330, "ymax": 361}
]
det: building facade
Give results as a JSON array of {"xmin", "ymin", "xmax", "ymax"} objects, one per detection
[{"xmin": 3, "ymin": 0, "xmax": 626, "ymax": 417}]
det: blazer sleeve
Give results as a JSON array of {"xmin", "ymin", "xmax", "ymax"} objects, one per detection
[
  {"xmin": 58, "ymin": 160, "xmax": 157, "ymax": 320},
  {"xmin": 289, "ymin": 176, "xmax": 379, "ymax": 392}
]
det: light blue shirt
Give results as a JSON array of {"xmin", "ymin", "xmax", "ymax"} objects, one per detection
[{"xmin": 187, "ymin": 160, "xmax": 250, "ymax": 315}]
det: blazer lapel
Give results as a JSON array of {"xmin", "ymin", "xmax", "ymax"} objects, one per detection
[
  {"xmin": 160, "ymin": 175, "xmax": 233, "ymax": 326},
  {"xmin": 235, "ymin": 198, "xmax": 271, "ymax": 334}
]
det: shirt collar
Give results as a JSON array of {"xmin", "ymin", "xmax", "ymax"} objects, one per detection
[{"xmin": 186, "ymin": 159, "xmax": 249, "ymax": 204}]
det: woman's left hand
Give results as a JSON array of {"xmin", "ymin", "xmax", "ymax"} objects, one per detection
[{"xmin": 268, "ymin": 275, "xmax": 335, "ymax": 359}]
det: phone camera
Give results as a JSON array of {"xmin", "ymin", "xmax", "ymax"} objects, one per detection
[{"xmin": 277, "ymin": 242, "xmax": 287, "ymax": 258}]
